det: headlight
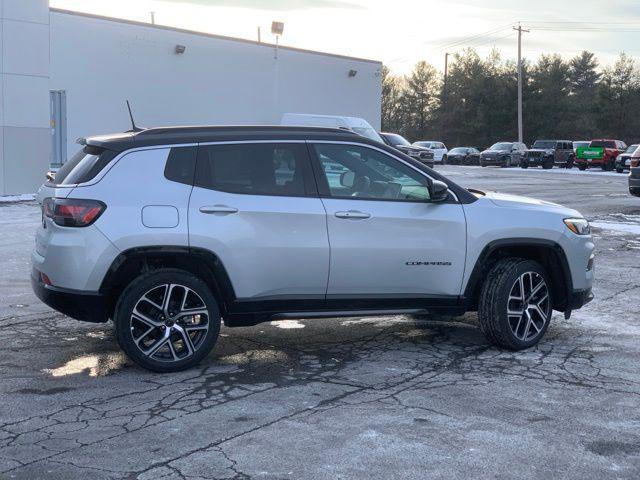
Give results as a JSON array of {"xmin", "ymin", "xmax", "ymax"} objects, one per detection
[{"xmin": 564, "ymin": 218, "xmax": 591, "ymax": 235}]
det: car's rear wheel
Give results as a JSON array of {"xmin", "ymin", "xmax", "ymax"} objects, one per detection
[
  {"xmin": 478, "ymin": 258, "xmax": 552, "ymax": 350},
  {"xmin": 578, "ymin": 164, "xmax": 587, "ymax": 171},
  {"xmin": 114, "ymin": 268, "xmax": 221, "ymax": 372},
  {"xmin": 543, "ymin": 158, "xmax": 553, "ymax": 169},
  {"xmin": 616, "ymin": 167, "xmax": 624, "ymax": 173}
]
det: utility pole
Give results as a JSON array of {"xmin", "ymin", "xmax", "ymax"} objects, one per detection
[
  {"xmin": 257, "ymin": 26, "xmax": 262, "ymax": 43},
  {"xmin": 443, "ymin": 52, "xmax": 449, "ymax": 100},
  {"xmin": 514, "ymin": 23, "xmax": 529, "ymax": 144},
  {"xmin": 150, "ymin": 12, "xmax": 156, "ymax": 25},
  {"xmin": 443, "ymin": 52, "xmax": 449, "ymax": 139}
]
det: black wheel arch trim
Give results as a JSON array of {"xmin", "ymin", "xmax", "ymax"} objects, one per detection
[
  {"xmin": 100, "ymin": 246, "xmax": 237, "ymax": 315},
  {"xmin": 462, "ymin": 238, "xmax": 573, "ymax": 311}
]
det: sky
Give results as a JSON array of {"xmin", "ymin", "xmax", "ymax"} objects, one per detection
[{"xmin": 50, "ymin": 0, "xmax": 640, "ymax": 74}]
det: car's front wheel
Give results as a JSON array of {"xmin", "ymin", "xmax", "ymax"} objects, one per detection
[
  {"xmin": 114, "ymin": 268, "xmax": 221, "ymax": 372},
  {"xmin": 478, "ymin": 258, "xmax": 552, "ymax": 350}
]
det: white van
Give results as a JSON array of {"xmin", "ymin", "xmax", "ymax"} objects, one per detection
[{"xmin": 281, "ymin": 113, "xmax": 384, "ymax": 143}]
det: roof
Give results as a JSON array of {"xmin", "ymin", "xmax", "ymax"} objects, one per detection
[
  {"xmin": 82, "ymin": 125, "xmax": 365, "ymax": 151},
  {"xmin": 81, "ymin": 124, "xmax": 477, "ymax": 204},
  {"xmin": 50, "ymin": 8, "xmax": 381, "ymax": 65}
]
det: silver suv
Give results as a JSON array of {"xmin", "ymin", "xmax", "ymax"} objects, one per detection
[{"xmin": 33, "ymin": 126, "xmax": 595, "ymax": 372}]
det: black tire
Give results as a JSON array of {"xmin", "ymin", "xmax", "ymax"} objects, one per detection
[
  {"xmin": 542, "ymin": 158, "xmax": 553, "ymax": 169},
  {"xmin": 566, "ymin": 157, "xmax": 574, "ymax": 169},
  {"xmin": 480, "ymin": 162, "xmax": 486, "ymax": 167},
  {"xmin": 477, "ymin": 258, "xmax": 552, "ymax": 350},
  {"xmin": 520, "ymin": 162, "xmax": 528, "ymax": 169},
  {"xmin": 114, "ymin": 268, "xmax": 221, "ymax": 372},
  {"xmin": 578, "ymin": 164, "xmax": 586, "ymax": 171},
  {"xmin": 616, "ymin": 167, "xmax": 624, "ymax": 174}
]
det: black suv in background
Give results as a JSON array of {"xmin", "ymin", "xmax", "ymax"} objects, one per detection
[
  {"xmin": 521, "ymin": 140, "xmax": 575, "ymax": 169},
  {"xmin": 480, "ymin": 142, "xmax": 527, "ymax": 167},
  {"xmin": 379, "ymin": 132, "xmax": 435, "ymax": 167},
  {"xmin": 444, "ymin": 147, "xmax": 481, "ymax": 165}
]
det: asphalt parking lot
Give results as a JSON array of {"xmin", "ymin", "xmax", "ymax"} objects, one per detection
[{"xmin": 1, "ymin": 166, "xmax": 639, "ymax": 479}]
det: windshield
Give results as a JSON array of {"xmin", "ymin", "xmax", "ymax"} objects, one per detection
[
  {"xmin": 383, "ymin": 133, "xmax": 411, "ymax": 146},
  {"xmin": 590, "ymin": 140, "xmax": 615, "ymax": 149},
  {"xmin": 489, "ymin": 142, "xmax": 512, "ymax": 151},
  {"xmin": 352, "ymin": 127, "xmax": 384, "ymax": 143},
  {"xmin": 532, "ymin": 140, "xmax": 555, "ymax": 149},
  {"xmin": 449, "ymin": 148, "xmax": 467, "ymax": 154},
  {"xmin": 625, "ymin": 144, "xmax": 639, "ymax": 153}
]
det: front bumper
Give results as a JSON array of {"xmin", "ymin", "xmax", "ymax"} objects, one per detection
[
  {"xmin": 31, "ymin": 272, "xmax": 109, "ymax": 323},
  {"xmin": 480, "ymin": 156, "xmax": 508, "ymax": 166},
  {"xmin": 569, "ymin": 288, "xmax": 594, "ymax": 310}
]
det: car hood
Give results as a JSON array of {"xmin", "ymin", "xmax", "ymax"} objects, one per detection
[
  {"xmin": 395, "ymin": 145, "xmax": 421, "ymax": 152},
  {"xmin": 481, "ymin": 150, "xmax": 507, "ymax": 156},
  {"xmin": 482, "ymin": 191, "xmax": 581, "ymax": 216}
]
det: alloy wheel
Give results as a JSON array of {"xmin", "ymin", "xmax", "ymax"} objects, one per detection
[
  {"xmin": 129, "ymin": 283, "xmax": 210, "ymax": 362},
  {"xmin": 506, "ymin": 271, "xmax": 551, "ymax": 342}
]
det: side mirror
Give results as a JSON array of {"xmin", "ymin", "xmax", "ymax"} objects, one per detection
[
  {"xmin": 340, "ymin": 171, "xmax": 355, "ymax": 188},
  {"xmin": 430, "ymin": 180, "xmax": 449, "ymax": 202}
]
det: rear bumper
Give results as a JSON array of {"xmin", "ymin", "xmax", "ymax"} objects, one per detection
[{"xmin": 31, "ymin": 272, "xmax": 109, "ymax": 323}]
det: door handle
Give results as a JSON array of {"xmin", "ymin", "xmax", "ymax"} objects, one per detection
[
  {"xmin": 335, "ymin": 210, "xmax": 371, "ymax": 219},
  {"xmin": 199, "ymin": 205, "xmax": 238, "ymax": 214}
]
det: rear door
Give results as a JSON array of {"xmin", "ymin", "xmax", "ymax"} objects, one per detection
[
  {"xmin": 188, "ymin": 142, "xmax": 330, "ymax": 299},
  {"xmin": 309, "ymin": 141, "xmax": 466, "ymax": 298}
]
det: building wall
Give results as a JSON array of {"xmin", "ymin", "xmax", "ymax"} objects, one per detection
[
  {"xmin": 0, "ymin": 0, "xmax": 50, "ymax": 195},
  {"xmin": 50, "ymin": 10, "xmax": 382, "ymax": 161}
]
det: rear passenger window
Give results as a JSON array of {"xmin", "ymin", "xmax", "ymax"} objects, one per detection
[
  {"xmin": 195, "ymin": 143, "xmax": 312, "ymax": 196},
  {"xmin": 164, "ymin": 146, "xmax": 197, "ymax": 185}
]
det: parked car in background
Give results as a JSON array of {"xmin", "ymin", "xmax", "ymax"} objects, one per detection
[
  {"xmin": 413, "ymin": 141, "xmax": 448, "ymax": 163},
  {"xmin": 575, "ymin": 139, "xmax": 627, "ymax": 171},
  {"xmin": 480, "ymin": 142, "xmax": 527, "ymax": 167},
  {"xmin": 521, "ymin": 140, "xmax": 575, "ymax": 169},
  {"xmin": 444, "ymin": 147, "xmax": 481, "ymax": 165},
  {"xmin": 573, "ymin": 141, "xmax": 590, "ymax": 154},
  {"xmin": 380, "ymin": 132, "xmax": 435, "ymax": 167},
  {"xmin": 615, "ymin": 144, "xmax": 639, "ymax": 173},
  {"xmin": 629, "ymin": 147, "xmax": 640, "ymax": 197},
  {"xmin": 281, "ymin": 113, "xmax": 384, "ymax": 143}
]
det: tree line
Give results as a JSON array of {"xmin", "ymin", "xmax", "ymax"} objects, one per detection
[{"xmin": 382, "ymin": 49, "xmax": 640, "ymax": 148}]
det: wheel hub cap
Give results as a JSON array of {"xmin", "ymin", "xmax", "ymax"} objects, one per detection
[
  {"xmin": 129, "ymin": 283, "xmax": 210, "ymax": 363},
  {"xmin": 507, "ymin": 271, "xmax": 551, "ymax": 342}
]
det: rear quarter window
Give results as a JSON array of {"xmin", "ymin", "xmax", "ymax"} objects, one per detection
[
  {"xmin": 51, "ymin": 145, "xmax": 118, "ymax": 185},
  {"xmin": 164, "ymin": 146, "xmax": 198, "ymax": 185}
]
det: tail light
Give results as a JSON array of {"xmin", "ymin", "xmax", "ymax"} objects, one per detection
[{"xmin": 43, "ymin": 198, "xmax": 106, "ymax": 227}]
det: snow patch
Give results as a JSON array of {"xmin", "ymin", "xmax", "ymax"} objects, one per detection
[
  {"xmin": 591, "ymin": 222, "xmax": 640, "ymax": 235},
  {"xmin": 0, "ymin": 193, "xmax": 36, "ymax": 203},
  {"xmin": 270, "ymin": 320, "xmax": 305, "ymax": 329}
]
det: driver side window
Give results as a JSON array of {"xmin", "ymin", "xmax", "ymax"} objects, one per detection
[{"xmin": 312, "ymin": 143, "xmax": 431, "ymax": 202}]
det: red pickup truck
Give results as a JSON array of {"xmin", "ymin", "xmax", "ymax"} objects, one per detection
[{"xmin": 575, "ymin": 139, "xmax": 627, "ymax": 171}]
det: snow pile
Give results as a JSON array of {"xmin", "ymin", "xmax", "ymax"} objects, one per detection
[{"xmin": 0, "ymin": 194, "xmax": 36, "ymax": 203}]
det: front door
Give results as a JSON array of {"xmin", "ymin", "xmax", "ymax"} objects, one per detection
[
  {"xmin": 309, "ymin": 142, "xmax": 467, "ymax": 298},
  {"xmin": 188, "ymin": 142, "xmax": 329, "ymax": 299}
]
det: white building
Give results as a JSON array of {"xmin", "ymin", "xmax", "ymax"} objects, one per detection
[{"xmin": 0, "ymin": 1, "xmax": 382, "ymax": 196}]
